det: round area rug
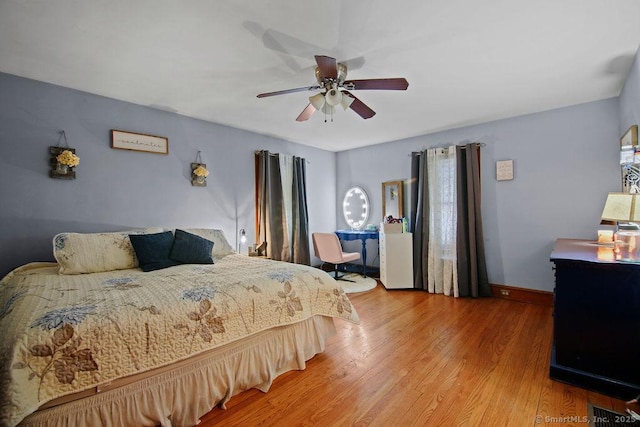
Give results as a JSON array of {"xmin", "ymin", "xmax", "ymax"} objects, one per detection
[{"xmin": 338, "ymin": 273, "xmax": 378, "ymax": 294}]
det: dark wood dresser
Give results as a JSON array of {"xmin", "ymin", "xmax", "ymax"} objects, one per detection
[{"xmin": 550, "ymin": 238, "xmax": 640, "ymax": 399}]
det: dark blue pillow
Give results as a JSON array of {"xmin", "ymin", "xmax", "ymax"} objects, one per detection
[
  {"xmin": 129, "ymin": 231, "xmax": 181, "ymax": 272},
  {"xmin": 170, "ymin": 229, "xmax": 214, "ymax": 264}
]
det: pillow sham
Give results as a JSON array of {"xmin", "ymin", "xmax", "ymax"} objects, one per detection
[
  {"xmin": 169, "ymin": 229, "xmax": 214, "ymax": 264},
  {"xmin": 181, "ymin": 228, "xmax": 235, "ymax": 259},
  {"xmin": 53, "ymin": 227, "xmax": 164, "ymax": 275},
  {"xmin": 129, "ymin": 231, "xmax": 181, "ymax": 272}
]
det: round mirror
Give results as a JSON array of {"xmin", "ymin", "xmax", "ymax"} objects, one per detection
[{"xmin": 343, "ymin": 186, "xmax": 370, "ymax": 230}]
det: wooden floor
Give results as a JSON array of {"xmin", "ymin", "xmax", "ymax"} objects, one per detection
[{"xmin": 200, "ymin": 283, "xmax": 629, "ymax": 426}]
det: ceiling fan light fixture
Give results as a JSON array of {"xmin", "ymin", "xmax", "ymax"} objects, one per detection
[
  {"xmin": 309, "ymin": 92, "xmax": 325, "ymax": 110},
  {"xmin": 325, "ymin": 87, "xmax": 342, "ymax": 107}
]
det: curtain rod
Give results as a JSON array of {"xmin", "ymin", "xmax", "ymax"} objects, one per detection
[
  {"xmin": 254, "ymin": 150, "xmax": 310, "ymax": 163},
  {"xmin": 410, "ymin": 142, "xmax": 486, "ymax": 155}
]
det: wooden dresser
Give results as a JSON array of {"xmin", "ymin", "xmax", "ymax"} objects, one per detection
[{"xmin": 550, "ymin": 238, "xmax": 640, "ymax": 399}]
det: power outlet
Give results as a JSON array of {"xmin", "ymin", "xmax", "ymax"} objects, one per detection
[{"xmin": 500, "ymin": 289, "xmax": 510, "ymax": 296}]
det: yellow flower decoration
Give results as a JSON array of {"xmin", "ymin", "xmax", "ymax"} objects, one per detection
[
  {"xmin": 56, "ymin": 150, "xmax": 80, "ymax": 167},
  {"xmin": 193, "ymin": 165, "xmax": 209, "ymax": 177}
]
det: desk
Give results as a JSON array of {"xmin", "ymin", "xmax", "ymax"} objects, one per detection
[
  {"xmin": 550, "ymin": 238, "xmax": 640, "ymax": 399},
  {"xmin": 334, "ymin": 229, "xmax": 379, "ymax": 277}
]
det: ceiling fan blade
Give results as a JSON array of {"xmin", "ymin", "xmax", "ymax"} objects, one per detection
[
  {"xmin": 315, "ymin": 55, "xmax": 338, "ymax": 79},
  {"xmin": 341, "ymin": 56, "xmax": 365, "ymax": 72},
  {"xmin": 342, "ymin": 91, "xmax": 376, "ymax": 119},
  {"xmin": 343, "ymin": 78, "xmax": 409, "ymax": 91},
  {"xmin": 296, "ymin": 104, "xmax": 316, "ymax": 122},
  {"xmin": 257, "ymin": 86, "xmax": 321, "ymax": 98}
]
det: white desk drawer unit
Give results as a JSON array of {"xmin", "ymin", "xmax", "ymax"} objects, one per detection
[{"xmin": 379, "ymin": 231, "xmax": 413, "ymax": 289}]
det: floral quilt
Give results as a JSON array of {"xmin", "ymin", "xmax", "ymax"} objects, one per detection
[{"xmin": 0, "ymin": 254, "xmax": 360, "ymax": 427}]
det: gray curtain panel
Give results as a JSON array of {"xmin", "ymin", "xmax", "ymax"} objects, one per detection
[
  {"xmin": 256, "ymin": 150, "xmax": 285, "ymax": 261},
  {"xmin": 255, "ymin": 150, "xmax": 310, "ymax": 265},
  {"xmin": 410, "ymin": 150, "xmax": 429, "ymax": 290},
  {"xmin": 409, "ymin": 144, "xmax": 489, "ymax": 296},
  {"xmin": 455, "ymin": 143, "xmax": 490, "ymax": 297},
  {"xmin": 291, "ymin": 156, "xmax": 310, "ymax": 265}
]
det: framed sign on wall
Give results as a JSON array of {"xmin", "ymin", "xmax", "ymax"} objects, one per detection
[{"xmin": 111, "ymin": 130, "xmax": 169, "ymax": 154}]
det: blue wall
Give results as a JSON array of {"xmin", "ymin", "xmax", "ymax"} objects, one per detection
[
  {"xmin": 336, "ymin": 98, "xmax": 621, "ymax": 292},
  {"xmin": 1, "ymin": 61, "xmax": 635, "ymax": 292},
  {"xmin": 0, "ymin": 72, "xmax": 337, "ymax": 276},
  {"xmin": 620, "ymin": 46, "xmax": 640, "ymax": 133}
]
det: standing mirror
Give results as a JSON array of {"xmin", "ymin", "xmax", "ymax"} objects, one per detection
[
  {"xmin": 343, "ymin": 187, "xmax": 370, "ymax": 230},
  {"xmin": 382, "ymin": 180, "xmax": 404, "ymax": 220}
]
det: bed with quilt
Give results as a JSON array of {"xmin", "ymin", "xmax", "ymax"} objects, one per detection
[{"xmin": 0, "ymin": 228, "xmax": 360, "ymax": 427}]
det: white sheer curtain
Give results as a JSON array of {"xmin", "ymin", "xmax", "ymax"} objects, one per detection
[
  {"xmin": 426, "ymin": 146, "xmax": 458, "ymax": 297},
  {"xmin": 279, "ymin": 154, "xmax": 294, "ymax": 260}
]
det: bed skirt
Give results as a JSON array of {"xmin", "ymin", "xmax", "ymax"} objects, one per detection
[{"xmin": 19, "ymin": 316, "xmax": 336, "ymax": 427}]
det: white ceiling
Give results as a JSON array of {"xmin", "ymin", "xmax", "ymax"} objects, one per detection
[{"xmin": 1, "ymin": 0, "xmax": 639, "ymax": 152}]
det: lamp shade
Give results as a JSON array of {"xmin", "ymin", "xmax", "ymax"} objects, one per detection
[
  {"xmin": 309, "ymin": 93, "xmax": 325, "ymax": 110},
  {"xmin": 341, "ymin": 93, "xmax": 355, "ymax": 110},
  {"xmin": 601, "ymin": 192, "xmax": 640, "ymax": 222},
  {"xmin": 325, "ymin": 88, "xmax": 342, "ymax": 107},
  {"xmin": 321, "ymin": 104, "xmax": 335, "ymax": 115}
]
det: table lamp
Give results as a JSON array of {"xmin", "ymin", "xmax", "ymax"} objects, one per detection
[{"xmin": 601, "ymin": 192, "xmax": 640, "ymax": 261}]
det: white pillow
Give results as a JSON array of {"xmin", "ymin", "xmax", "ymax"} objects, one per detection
[
  {"xmin": 53, "ymin": 228, "xmax": 164, "ymax": 274},
  {"xmin": 181, "ymin": 229, "xmax": 235, "ymax": 259}
]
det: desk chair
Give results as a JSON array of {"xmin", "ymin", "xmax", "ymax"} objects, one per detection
[{"xmin": 312, "ymin": 232, "xmax": 360, "ymax": 282}]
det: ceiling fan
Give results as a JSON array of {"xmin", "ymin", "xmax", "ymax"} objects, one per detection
[{"xmin": 257, "ymin": 55, "xmax": 409, "ymax": 122}]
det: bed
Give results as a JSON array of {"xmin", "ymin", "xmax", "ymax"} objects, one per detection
[{"xmin": 0, "ymin": 228, "xmax": 360, "ymax": 427}]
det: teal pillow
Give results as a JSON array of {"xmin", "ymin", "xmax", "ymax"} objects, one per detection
[
  {"xmin": 129, "ymin": 231, "xmax": 181, "ymax": 272},
  {"xmin": 170, "ymin": 229, "xmax": 214, "ymax": 264}
]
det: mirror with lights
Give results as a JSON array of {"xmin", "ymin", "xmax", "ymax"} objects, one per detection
[{"xmin": 343, "ymin": 186, "xmax": 370, "ymax": 230}]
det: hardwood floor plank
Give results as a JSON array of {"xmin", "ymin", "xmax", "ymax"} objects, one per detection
[
  {"xmin": 201, "ymin": 285, "xmax": 629, "ymax": 426},
  {"xmin": 501, "ymin": 304, "xmax": 553, "ymax": 426}
]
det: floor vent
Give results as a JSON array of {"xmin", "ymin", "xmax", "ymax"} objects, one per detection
[{"xmin": 587, "ymin": 403, "xmax": 638, "ymax": 427}]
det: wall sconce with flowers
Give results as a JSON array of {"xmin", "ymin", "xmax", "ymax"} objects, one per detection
[
  {"xmin": 49, "ymin": 131, "xmax": 79, "ymax": 180},
  {"xmin": 191, "ymin": 151, "xmax": 209, "ymax": 186}
]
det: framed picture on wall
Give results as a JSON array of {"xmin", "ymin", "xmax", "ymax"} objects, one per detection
[
  {"xmin": 620, "ymin": 125, "xmax": 638, "ymax": 149},
  {"xmin": 382, "ymin": 180, "xmax": 404, "ymax": 220},
  {"xmin": 111, "ymin": 130, "xmax": 169, "ymax": 154},
  {"xmin": 620, "ymin": 125, "xmax": 639, "ymax": 192}
]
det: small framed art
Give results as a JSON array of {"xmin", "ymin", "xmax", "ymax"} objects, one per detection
[{"xmin": 620, "ymin": 125, "xmax": 638, "ymax": 149}]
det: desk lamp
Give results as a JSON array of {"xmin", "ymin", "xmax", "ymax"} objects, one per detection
[{"xmin": 601, "ymin": 192, "xmax": 640, "ymax": 261}]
